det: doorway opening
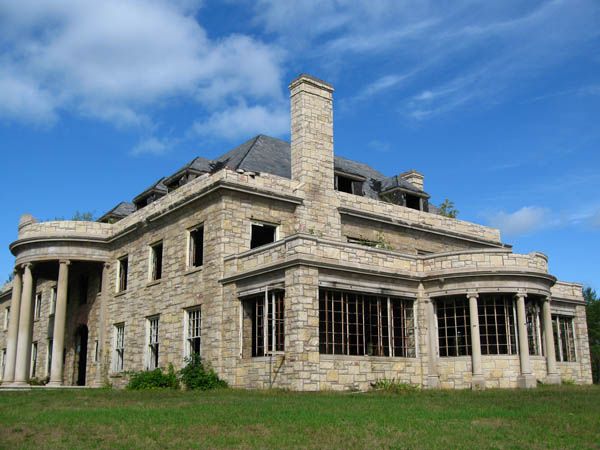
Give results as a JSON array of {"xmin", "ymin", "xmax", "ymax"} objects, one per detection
[{"xmin": 75, "ymin": 324, "xmax": 88, "ymax": 386}]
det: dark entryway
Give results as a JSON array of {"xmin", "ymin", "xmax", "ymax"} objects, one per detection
[{"xmin": 75, "ymin": 325, "xmax": 88, "ymax": 386}]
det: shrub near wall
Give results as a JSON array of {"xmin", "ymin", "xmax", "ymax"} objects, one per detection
[
  {"xmin": 180, "ymin": 355, "xmax": 228, "ymax": 391},
  {"xmin": 127, "ymin": 365, "xmax": 180, "ymax": 390}
]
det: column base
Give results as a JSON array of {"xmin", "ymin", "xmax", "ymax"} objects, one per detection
[
  {"xmin": 46, "ymin": 381, "xmax": 64, "ymax": 388},
  {"xmin": 543, "ymin": 373, "xmax": 561, "ymax": 385},
  {"xmin": 6, "ymin": 381, "xmax": 30, "ymax": 388},
  {"xmin": 471, "ymin": 375, "xmax": 486, "ymax": 390},
  {"xmin": 517, "ymin": 374, "xmax": 537, "ymax": 389},
  {"xmin": 425, "ymin": 375, "xmax": 440, "ymax": 389}
]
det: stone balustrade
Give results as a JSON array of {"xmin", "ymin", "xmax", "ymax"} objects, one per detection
[{"xmin": 422, "ymin": 249, "xmax": 549, "ymax": 275}]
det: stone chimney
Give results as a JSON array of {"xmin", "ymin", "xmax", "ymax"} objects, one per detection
[
  {"xmin": 289, "ymin": 74, "xmax": 340, "ymax": 238},
  {"xmin": 289, "ymin": 74, "xmax": 334, "ymax": 189},
  {"xmin": 399, "ymin": 170, "xmax": 424, "ymax": 191}
]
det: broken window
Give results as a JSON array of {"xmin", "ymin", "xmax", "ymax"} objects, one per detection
[
  {"xmin": 4, "ymin": 307, "xmax": 9, "ymax": 330},
  {"xmin": 117, "ymin": 256, "xmax": 128, "ymax": 292},
  {"xmin": 526, "ymin": 299, "xmax": 543, "ymax": 356},
  {"xmin": 335, "ymin": 174, "xmax": 364, "ymax": 195},
  {"xmin": 319, "ymin": 289, "xmax": 415, "ymax": 357},
  {"xmin": 34, "ymin": 293, "xmax": 42, "ymax": 320},
  {"xmin": 113, "ymin": 323, "xmax": 125, "ymax": 372},
  {"xmin": 50, "ymin": 287, "xmax": 57, "ymax": 315},
  {"xmin": 185, "ymin": 308, "xmax": 202, "ymax": 359},
  {"xmin": 553, "ymin": 315, "xmax": 576, "ymax": 362},
  {"xmin": 243, "ymin": 290, "xmax": 285, "ymax": 357},
  {"xmin": 150, "ymin": 242, "xmax": 163, "ymax": 281},
  {"xmin": 250, "ymin": 223, "xmax": 277, "ymax": 249},
  {"xmin": 30, "ymin": 341, "xmax": 38, "ymax": 378},
  {"xmin": 436, "ymin": 296, "xmax": 471, "ymax": 357},
  {"xmin": 146, "ymin": 316, "xmax": 160, "ymax": 370},
  {"xmin": 405, "ymin": 194, "xmax": 421, "ymax": 211},
  {"xmin": 46, "ymin": 339, "xmax": 53, "ymax": 377},
  {"xmin": 188, "ymin": 226, "xmax": 204, "ymax": 268},
  {"xmin": 478, "ymin": 294, "xmax": 517, "ymax": 355}
]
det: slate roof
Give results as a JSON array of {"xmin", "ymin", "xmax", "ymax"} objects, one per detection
[
  {"xmin": 99, "ymin": 134, "xmax": 429, "ymax": 221},
  {"xmin": 98, "ymin": 202, "xmax": 136, "ymax": 223}
]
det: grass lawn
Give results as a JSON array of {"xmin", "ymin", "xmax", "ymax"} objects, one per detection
[{"xmin": 1, "ymin": 385, "xmax": 599, "ymax": 449}]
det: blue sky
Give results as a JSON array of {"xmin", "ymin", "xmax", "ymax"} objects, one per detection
[{"xmin": 0, "ymin": 0, "xmax": 599, "ymax": 288}]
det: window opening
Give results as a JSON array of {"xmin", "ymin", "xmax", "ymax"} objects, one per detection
[{"xmin": 250, "ymin": 223, "xmax": 277, "ymax": 249}]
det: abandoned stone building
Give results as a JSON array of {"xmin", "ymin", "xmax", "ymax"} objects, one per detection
[{"xmin": 0, "ymin": 74, "xmax": 592, "ymax": 390}]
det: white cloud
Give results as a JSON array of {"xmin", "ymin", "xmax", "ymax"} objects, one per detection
[
  {"xmin": 487, "ymin": 206, "xmax": 550, "ymax": 237},
  {"xmin": 192, "ymin": 102, "xmax": 289, "ymax": 141},
  {"xmin": 590, "ymin": 210, "xmax": 600, "ymax": 229},
  {"xmin": 131, "ymin": 137, "xmax": 173, "ymax": 156},
  {"xmin": 0, "ymin": 0, "xmax": 285, "ymax": 140}
]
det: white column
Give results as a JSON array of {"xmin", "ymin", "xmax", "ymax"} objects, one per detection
[
  {"xmin": 12, "ymin": 263, "xmax": 35, "ymax": 386},
  {"xmin": 92, "ymin": 262, "xmax": 110, "ymax": 388},
  {"xmin": 468, "ymin": 292, "xmax": 485, "ymax": 390},
  {"xmin": 542, "ymin": 297, "xmax": 561, "ymax": 384},
  {"xmin": 2, "ymin": 267, "xmax": 23, "ymax": 384},
  {"xmin": 516, "ymin": 293, "xmax": 536, "ymax": 388},
  {"xmin": 48, "ymin": 260, "xmax": 70, "ymax": 387}
]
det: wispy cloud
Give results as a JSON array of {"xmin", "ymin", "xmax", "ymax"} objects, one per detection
[
  {"xmin": 487, "ymin": 206, "xmax": 550, "ymax": 237},
  {"xmin": 253, "ymin": 0, "xmax": 600, "ymax": 119},
  {"xmin": 131, "ymin": 137, "xmax": 175, "ymax": 156}
]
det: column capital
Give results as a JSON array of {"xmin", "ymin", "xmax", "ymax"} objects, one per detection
[
  {"xmin": 59, "ymin": 259, "xmax": 71, "ymax": 266},
  {"xmin": 103, "ymin": 262, "xmax": 111, "ymax": 270},
  {"xmin": 21, "ymin": 262, "xmax": 33, "ymax": 271},
  {"xmin": 466, "ymin": 291, "xmax": 478, "ymax": 300},
  {"xmin": 543, "ymin": 296, "xmax": 551, "ymax": 303},
  {"xmin": 515, "ymin": 291, "xmax": 527, "ymax": 300},
  {"xmin": 12, "ymin": 266, "xmax": 22, "ymax": 277}
]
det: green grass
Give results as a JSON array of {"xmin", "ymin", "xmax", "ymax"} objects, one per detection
[{"xmin": 1, "ymin": 386, "xmax": 599, "ymax": 449}]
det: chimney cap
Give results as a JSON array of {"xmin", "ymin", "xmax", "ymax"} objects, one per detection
[{"xmin": 289, "ymin": 73, "xmax": 334, "ymax": 92}]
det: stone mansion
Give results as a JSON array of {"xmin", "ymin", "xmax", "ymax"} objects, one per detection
[{"xmin": 0, "ymin": 74, "xmax": 592, "ymax": 390}]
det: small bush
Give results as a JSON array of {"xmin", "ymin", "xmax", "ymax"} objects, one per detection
[
  {"xmin": 127, "ymin": 364, "xmax": 179, "ymax": 390},
  {"xmin": 371, "ymin": 378, "xmax": 419, "ymax": 394},
  {"xmin": 180, "ymin": 355, "xmax": 228, "ymax": 390},
  {"xmin": 28, "ymin": 377, "xmax": 48, "ymax": 386}
]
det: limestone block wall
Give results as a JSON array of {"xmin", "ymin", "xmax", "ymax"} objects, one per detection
[
  {"xmin": 18, "ymin": 221, "xmax": 113, "ymax": 240},
  {"xmin": 423, "ymin": 250, "xmax": 548, "ymax": 274},
  {"xmin": 338, "ymin": 192, "xmax": 502, "ymax": 244},
  {"xmin": 341, "ymin": 215, "xmax": 493, "ymax": 254}
]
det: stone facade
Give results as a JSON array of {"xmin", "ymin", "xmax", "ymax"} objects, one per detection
[{"xmin": 0, "ymin": 74, "xmax": 592, "ymax": 390}]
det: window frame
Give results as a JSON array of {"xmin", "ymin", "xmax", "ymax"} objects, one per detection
[
  {"xmin": 148, "ymin": 241, "xmax": 164, "ymax": 282},
  {"xmin": 46, "ymin": 339, "xmax": 53, "ymax": 377},
  {"xmin": 250, "ymin": 221, "xmax": 279, "ymax": 250},
  {"xmin": 243, "ymin": 290, "xmax": 285, "ymax": 357},
  {"xmin": 30, "ymin": 341, "xmax": 38, "ymax": 378},
  {"xmin": 146, "ymin": 316, "xmax": 160, "ymax": 370},
  {"xmin": 184, "ymin": 307, "xmax": 202, "ymax": 360},
  {"xmin": 334, "ymin": 171, "xmax": 365, "ymax": 196},
  {"xmin": 319, "ymin": 289, "xmax": 416, "ymax": 358},
  {"xmin": 3, "ymin": 306, "xmax": 9, "ymax": 330},
  {"xmin": 49, "ymin": 286, "xmax": 57, "ymax": 316},
  {"xmin": 477, "ymin": 294, "xmax": 518, "ymax": 356},
  {"xmin": 116, "ymin": 256, "xmax": 129, "ymax": 293},
  {"xmin": 525, "ymin": 299, "xmax": 543, "ymax": 356},
  {"xmin": 187, "ymin": 224, "xmax": 205, "ymax": 269},
  {"xmin": 435, "ymin": 296, "xmax": 472, "ymax": 358},
  {"xmin": 112, "ymin": 323, "xmax": 125, "ymax": 372},
  {"xmin": 0, "ymin": 348, "xmax": 5, "ymax": 381},
  {"xmin": 553, "ymin": 315, "xmax": 577, "ymax": 362},
  {"xmin": 34, "ymin": 292, "xmax": 42, "ymax": 320}
]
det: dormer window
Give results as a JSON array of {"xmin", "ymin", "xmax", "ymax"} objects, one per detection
[
  {"xmin": 405, "ymin": 194, "xmax": 422, "ymax": 211},
  {"xmin": 334, "ymin": 172, "xmax": 364, "ymax": 196}
]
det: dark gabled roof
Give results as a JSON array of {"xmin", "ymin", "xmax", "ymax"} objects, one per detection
[
  {"xmin": 213, "ymin": 135, "xmax": 291, "ymax": 178},
  {"xmin": 99, "ymin": 134, "xmax": 429, "ymax": 221},
  {"xmin": 163, "ymin": 156, "xmax": 213, "ymax": 187},
  {"xmin": 98, "ymin": 202, "xmax": 136, "ymax": 222},
  {"xmin": 132, "ymin": 178, "xmax": 168, "ymax": 204}
]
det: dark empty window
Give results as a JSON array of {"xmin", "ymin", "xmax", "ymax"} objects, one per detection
[
  {"xmin": 118, "ymin": 256, "xmax": 128, "ymax": 292},
  {"xmin": 189, "ymin": 226, "xmax": 204, "ymax": 268},
  {"xmin": 150, "ymin": 242, "xmax": 163, "ymax": 281},
  {"xmin": 478, "ymin": 294, "xmax": 517, "ymax": 355},
  {"xmin": 335, "ymin": 174, "xmax": 363, "ymax": 195},
  {"xmin": 405, "ymin": 194, "xmax": 421, "ymax": 211},
  {"xmin": 251, "ymin": 223, "xmax": 277, "ymax": 249}
]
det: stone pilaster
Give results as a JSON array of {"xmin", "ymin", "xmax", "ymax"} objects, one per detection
[
  {"xmin": 516, "ymin": 292, "xmax": 536, "ymax": 388},
  {"xmin": 48, "ymin": 260, "xmax": 70, "ymax": 387},
  {"xmin": 468, "ymin": 292, "xmax": 485, "ymax": 390},
  {"xmin": 2, "ymin": 267, "xmax": 23, "ymax": 384},
  {"xmin": 542, "ymin": 297, "xmax": 561, "ymax": 384},
  {"xmin": 12, "ymin": 263, "xmax": 35, "ymax": 386},
  {"xmin": 421, "ymin": 285, "xmax": 439, "ymax": 388}
]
